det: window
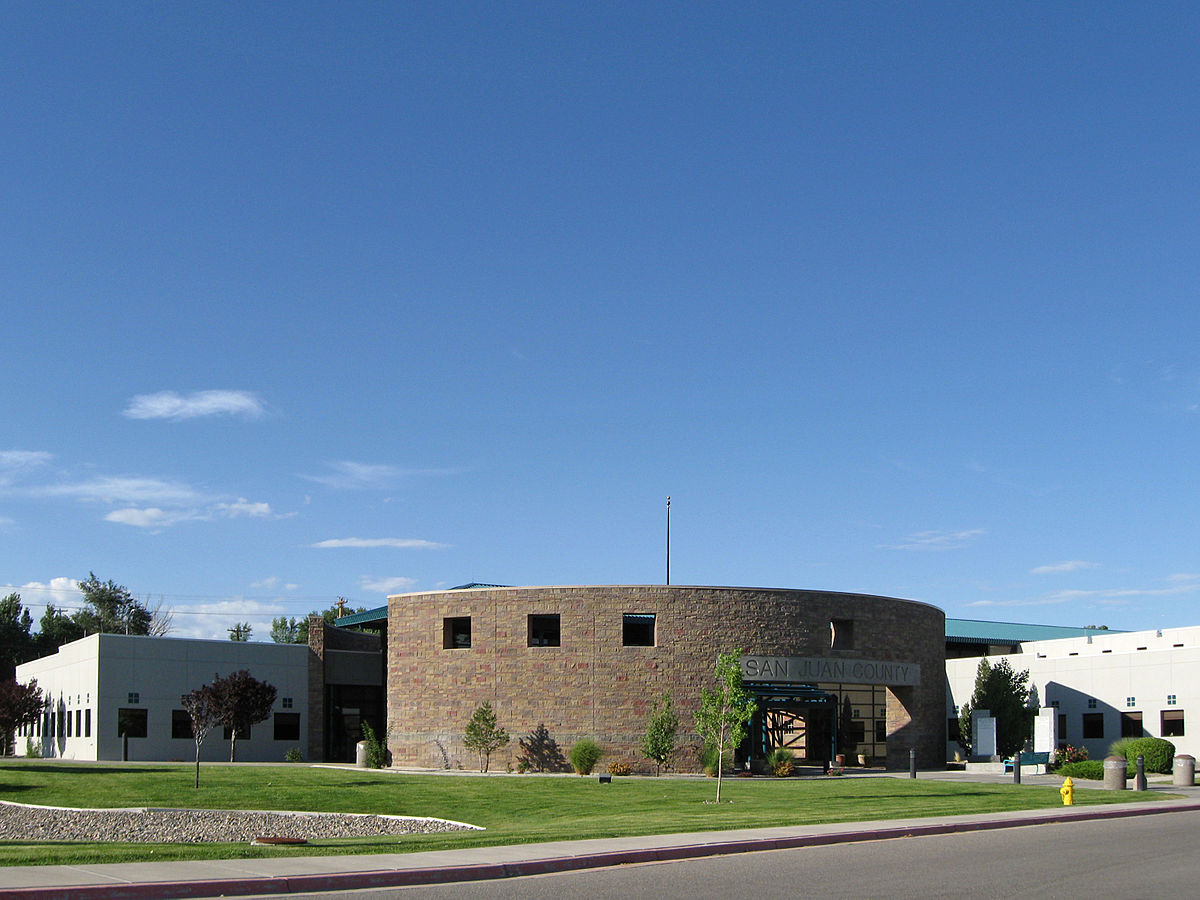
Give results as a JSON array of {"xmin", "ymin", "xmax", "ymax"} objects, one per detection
[
  {"xmin": 1082, "ymin": 713, "xmax": 1105, "ymax": 739},
  {"xmin": 1050, "ymin": 700, "xmax": 1060, "ymax": 708},
  {"xmin": 75, "ymin": 709, "xmax": 81, "ymax": 736},
  {"xmin": 1168, "ymin": 694, "xmax": 1178, "ymax": 705},
  {"xmin": 875, "ymin": 719, "xmax": 887, "ymax": 743},
  {"xmin": 274, "ymin": 713, "xmax": 301, "ymax": 741},
  {"xmin": 528, "ymin": 614, "xmax": 561, "ymax": 647},
  {"xmin": 443, "ymin": 616, "xmax": 472, "ymax": 649},
  {"xmin": 127, "ymin": 692, "xmax": 140, "ymax": 704},
  {"xmin": 282, "ymin": 697, "xmax": 293, "ymax": 709},
  {"xmin": 1127, "ymin": 697, "xmax": 1136, "ymax": 707},
  {"xmin": 1087, "ymin": 698, "xmax": 1097, "ymax": 709},
  {"xmin": 622, "ymin": 614, "xmax": 655, "ymax": 647},
  {"xmin": 172, "ymin": 710, "xmax": 193, "ymax": 740},
  {"xmin": 830, "ymin": 618, "xmax": 854, "ymax": 651},
  {"xmin": 117, "ymin": 708, "xmax": 148, "ymax": 738},
  {"xmin": 1058, "ymin": 713, "xmax": 1067, "ymax": 739},
  {"xmin": 66, "ymin": 710, "xmax": 72, "ymax": 737},
  {"xmin": 84, "ymin": 709, "xmax": 91, "ymax": 738},
  {"xmin": 1121, "ymin": 712, "xmax": 1143, "ymax": 738},
  {"xmin": 1162, "ymin": 710, "xmax": 1185, "ymax": 737},
  {"xmin": 849, "ymin": 720, "xmax": 866, "ymax": 744}
]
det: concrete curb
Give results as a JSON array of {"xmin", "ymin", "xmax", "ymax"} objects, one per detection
[{"xmin": 6, "ymin": 800, "xmax": 1200, "ymax": 899}]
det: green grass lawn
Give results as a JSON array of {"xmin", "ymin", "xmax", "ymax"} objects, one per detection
[{"xmin": 0, "ymin": 761, "xmax": 1164, "ymax": 867}]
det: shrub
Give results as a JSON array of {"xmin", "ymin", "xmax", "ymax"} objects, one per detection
[
  {"xmin": 700, "ymin": 744, "xmax": 720, "ymax": 777},
  {"xmin": 283, "ymin": 746, "xmax": 303, "ymax": 763},
  {"xmin": 1109, "ymin": 737, "xmax": 1175, "ymax": 774},
  {"xmin": 765, "ymin": 747, "xmax": 795, "ymax": 777},
  {"xmin": 1050, "ymin": 744, "xmax": 1088, "ymax": 770},
  {"xmin": 1056, "ymin": 760, "xmax": 1104, "ymax": 780},
  {"xmin": 569, "ymin": 739, "xmax": 604, "ymax": 775},
  {"xmin": 359, "ymin": 721, "xmax": 392, "ymax": 769},
  {"xmin": 24, "ymin": 738, "xmax": 40, "ymax": 759},
  {"xmin": 607, "ymin": 759, "xmax": 633, "ymax": 776}
]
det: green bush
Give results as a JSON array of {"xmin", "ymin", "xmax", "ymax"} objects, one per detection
[
  {"xmin": 283, "ymin": 746, "xmax": 303, "ymax": 763},
  {"xmin": 765, "ymin": 747, "xmax": 795, "ymax": 777},
  {"xmin": 700, "ymin": 744, "xmax": 720, "ymax": 777},
  {"xmin": 1109, "ymin": 737, "xmax": 1175, "ymax": 774},
  {"xmin": 569, "ymin": 739, "xmax": 604, "ymax": 775},
  {"xmin": 359, "ymin": 721, "xmax": 392, "ymax": 769},
  {"xmin": 1056, "ymin": 760, "xmax": 1104, "ymax": 780}
]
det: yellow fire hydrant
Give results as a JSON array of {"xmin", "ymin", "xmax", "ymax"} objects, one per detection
[{"xmin": 1060, "ymin": 777, "xmax": 1074, "ymax": 806}]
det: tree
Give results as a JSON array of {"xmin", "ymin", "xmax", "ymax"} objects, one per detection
[
  {"xmin": 694, "ymin": 649, "xmax": 758, "ymax": 803},
  {"xmin": 74, "ymin": 573, "xmax": 152, "ymax": 636},
  {"xmin": 463, "ymin": 701, "xmax": 509, "ymax": 772},
  {"xmin": 640, "ymin": 692, "xmax": 679, "ymax": 775},
  {"xmin": 145, "ymin": 596, "xmax": 174, "ymax": 637},
  {"xmin": 35, "ymin": 604, "xmax": 84, "ymax": 656},
  {"xmin": 181, "ymin": 684, "xmax": 219, "ymax": 788},
  {"xmin": 227, "ymin": 622, "xmax": 252, "ymax": 641},
  {"xmin": 0, "ymin": 678, "xmax": 43, "ymax": 756},
  {"xmin": 959, "ymin": 658, "xmax": 1037, "ymax": 759},
  {"xmin": 0, "ymin": 593, "xmax": 36, "ymax": 680},
  {"xmin": 294, "ymin": 599, "xmax": 367, "ymax": 644},
  {"xmin": 209, "ymin": 670, "xmax": 277, "ymax": 762},
  {"xmin": 269, "ymin": 617, "xmax": 301, "ymax": 644}
]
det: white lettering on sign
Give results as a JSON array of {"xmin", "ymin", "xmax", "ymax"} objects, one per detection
[{"xmin": 741, "ymin": 656, "xmax": 921, "ymax": 686}]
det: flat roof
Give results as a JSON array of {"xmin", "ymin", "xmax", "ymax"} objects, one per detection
[{"xmin": 944, "ymin": 618, "xmax": 1120, "ymax": 644}]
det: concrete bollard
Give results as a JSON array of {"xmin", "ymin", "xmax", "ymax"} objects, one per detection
[
  {"xmin": 909, "ymin": 748, "xmax": 917, "ymax": 779},
  {"xmin": 356, "ymin": 740, "xmax": 369, "ymax": 768},
  {"xmin": 1103, "ymin": 755, "xmax": 1127, "ymax": 790},
  {"xmin": 1135, "ymin": 754, "xmax": 1147, "ymax": 791},
  {"xmin": 1174, "ymin": 754, "xmax": 1195, "ymax": 787}
]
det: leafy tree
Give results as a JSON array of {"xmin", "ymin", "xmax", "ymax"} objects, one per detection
[
  {"xmin": 294, "ymin": 599, "xmax": 367, "ymax": 644},
  {"xmin": 0, "ymin": 678, "xmax": 43, "ymax": 756},
  {"xmin": 517, "ymin": 723, "xmax": 568, "ymax": 772},
  {"xmin": 74, "ymin": 573, "xmax": 152, "ymax": 636},
  {"xmin": 269, "ymin": 617, "xmax": 301, "ymax": 644},
  {"xmin": 209, "ymin": 670, "xmax": 277, "ymax": 762},
  {"xmin": 694, "ymin": 649, "xmax": 758, "ymax": 803},
  {"xmin": 181, "ymin": 684, "xmax": 219, "ymax": 788},
  {"xmin": 463, "ymin": 701, "xmax": 510, "ymax": 772},
  {"xmin": 640, "ymin": 692, "xmax": 679, "ymax": 775},
  {"xmin": 35, "ymin": 604, "xmax": 84, "ymax": 656},
  {"xmin": 227, "ymin": 622, "xmax": 252, "ymax": 641},
  {"xmin": 959, "ymin": 658, "xmax": 1037, "ymax": 759},
  {"xmin": 0, "ymin": 594, "xmax": 36, "ymax": 679}
]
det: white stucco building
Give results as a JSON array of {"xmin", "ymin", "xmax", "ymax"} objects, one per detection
[
  {"xmin": 947, "ymin": 625, "xmax": 1199, "ymax": 760},
  {"xmin": 14, "ymin": 633, "xmax": 311, "ymax": 763}
]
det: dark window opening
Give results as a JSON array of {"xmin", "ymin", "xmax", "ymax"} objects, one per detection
[
  {"xmin": 830, "ymin": 618, "xmax": 854, "ymax": 650},
  {"xmin": 118, "ymin": 708, "xmax": 148, "ymax": 739},
  {"xmin": 1121, "ymin": 712, "xmax": 1143, "ymax": 738},
  {"xmin": 1162, "ymin": 709, "xmax": 1185, "ymax": 737},
  {"xmin": 528, "ymin": 614, "xmax": 561, "ymax": 647},
  {"xmin": 623, "ymin": 614, "xmax": 655, "ymax": 647},
  {"xmin": 1082, "ymin": 712, "xmax": 1104, "ymax": 740},
  {"xmin": 443, "ymin": 616, "xmax": 472, "ymax": 649},
  {"xmin": 274, "ymin": 713, "xmax": 301, "ymax": 741},
  {"xmin": 172, "ymin": 710, "xmax": 193, "ymax": 740},
  {"xmin": 876, "ymin": 719, "xmax": 887, "ymax": 743},
  {"xmin": 84, "ymin": 709, "xmax": 91, "ymax": 737},
  {"xmin": 75, "ymin": 709, "xmax": 81, "ymax": 737}
]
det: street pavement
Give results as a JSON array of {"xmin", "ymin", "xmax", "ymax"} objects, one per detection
[{"xmin": 3, "ymin": 772, "xmax": 1199, "ymax": 900}]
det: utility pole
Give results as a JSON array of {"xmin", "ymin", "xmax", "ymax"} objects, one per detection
[{"xmin": 666, "ymin": 496, "xmax": 671, "ymax": 585}]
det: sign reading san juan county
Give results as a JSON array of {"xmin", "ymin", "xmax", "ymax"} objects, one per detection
[{"xmin": 742, "ymin": 655, "xmax": 921, "ymax": 687}]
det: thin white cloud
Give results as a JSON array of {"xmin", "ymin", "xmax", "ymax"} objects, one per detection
[
  {"xmin": 967, "ymin": 575, "xmax": 1200, "ymax": 609},
  {"xmin": 35, "ymin": 476, "xmax": 207, "ymax": 506},
  {"xmin": 1031, "ymin": 560, "xmax": 1099, "ymax": 575},
  {"xmin": 301, "ymin": 460, "xmax": 459, "ymax": 490},
  {"xmin": 123, "ymin": 390, "xmax": 266, "ymax": 421},
  {"xmin": 312, "ymin": 537, "xmax": 449, "ymax": 550},
  {"xmin": 214, "ymin": 498, "xmax": 273, "ymax": 518},
  {"xmin": 105, "ymin": 507, "xmax": 197, "ymax": 528},
  {"xmin": 879, "ymin": 529, "xmax": 986, "ymax": 551},
  {"xmin": 358, "ymin": 575, "xmax": 417, "ymax": 594},
  {"xmin": 250, "ymin": 576, "xmax": 299, "ymax": 591},
  {"xmin": 0, "ymin": 450, "xmax": 53, "ymax": 470}
]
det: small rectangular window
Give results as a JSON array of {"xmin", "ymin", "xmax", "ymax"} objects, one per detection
[
  {"xmin": 1127, "ymin": 697, "xmax": 1136, "ymax": 707},
  {"xmin": 528, "ymin": 614, "xmax": 561, "ymax": 647},
  {"xmin": 274, "ymin": 713, "xmax": 301, "ymax": 741},
  {"xmin": 1058, "ymin": 713, "xmax": 1067, "ymax": 738},
  {"xmin": 875, "ymin": 719, "xmax": 887, "ymax": 743},
  {"xmin": 84, "ymin": 708, "xmax": 91, "ymax": 737},
  {"xmin": 282, "ymin": 697, "xmax": 293, "ymax": 709},
  {"xmin": 1168, "ymin": 694, "xmax": 1178, "ymax": 705},
  {"xmin": 66, "ymin": 710, "xmax": 72, "ymax": 737},
  {"xmin": 1121, "ymin": 711, "xmax": 1143, "ymax": 738},
  {"xmin": 127, "ymin": 692, "xmax": 139, "ymax": 704},
  {"xmin": 1082, "ymin": 712, "xmax": 1104, "ymax": 739},
  {"xmin": 75, "ymin": 709, "xmax": 81, "ymax": 736},
  {"xmin": 443, "ymin": 616, "xmax": 472, "ymax": 649},
  {"xmin": 118, "ymin": 708, "xmax": 148, "ymax": 738},
  {"xmin": 1087, "ymin": 698, "xmax": 1097, "ymax": 709},
  {"xmin": 1162, "ymin": 709, "xmax": 1185, "ymax": 737},
  {"xmin": 830, "ymin": 618, "xmax": 854, "ymax": 650},
  {"xmin": 172, "ymin": 710, "xmax": 193, "ymax": 740},
  {"xmin": 622, "ymin": 614, "xmax": 655, "ymax": 647}
]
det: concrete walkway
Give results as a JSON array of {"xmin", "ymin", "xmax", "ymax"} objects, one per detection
[{"xmin": 3, "ymin": 774, "xmax": 1199, "ymax": 899}]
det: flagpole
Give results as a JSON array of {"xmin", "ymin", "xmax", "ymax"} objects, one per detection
[{"xmin": 666, "ymin": 496, "xmax": 671, "ymax": 585}]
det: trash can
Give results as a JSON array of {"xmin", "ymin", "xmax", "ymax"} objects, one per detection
[
  {"xmin": 1103, "ymin": 755, "xmax": 1127, "ymax": 790},
  {"xmin": 356, "ymin": 741, "xmax": 369, "ymax": 768},
  {"xmin": 1174, "ymin": 754, "xmax": 1195, "ymax": 787}
]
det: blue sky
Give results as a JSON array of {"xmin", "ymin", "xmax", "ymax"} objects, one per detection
[{"xmin": 4, "ymin": 2, "xmax": 1200, "ymax": 639}]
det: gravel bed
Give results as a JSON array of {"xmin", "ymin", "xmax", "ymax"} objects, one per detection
[{"xmin": 0, "ymin": 802, "xmax": 478, "ymax": 843}]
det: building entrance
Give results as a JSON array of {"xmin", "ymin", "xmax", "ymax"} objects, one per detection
[{"xmin": 746, "ymin": 684, "xmax": 838, "ymax": 768}]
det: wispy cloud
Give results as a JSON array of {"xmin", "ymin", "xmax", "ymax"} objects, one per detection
[
  {"xmin": 1031, "ymin": 560, "xmax": 1099, "ymax": 575},
  {"xmin": 968, "ymin": 574, "xmax": 1200, "ymax": 609},
  {"xmin": 106, "ymin": 499, "xmax": 281, "ymax": 530},
  {"xmin": 105, "ymin": 507, "xmax": 199, "ymax": 528},
  {"xmin": 35, "ymin": 476, "xmax": 207, "ymax": 506},
  {"xmin": 300, "ymin": 460, "xmax": 459, "ymax": 490},
  {"xmin": 251, "ymin": 576, "xmax": 299, "ymax": 591},
  {"xmin": 358, "ymin": 575, "xmax": 417, "ymax": 594},
  {"xmin": 312, "ymin": 537, "xmax": 449, "ymax": 550},
  {"xmin": 0, "ymin": 450, "xmax": 53, "ymax": 470},
  {"xmin": 123, "ymin": 390, "xmax": 266, "ymax": 421},
  {"xmin": 214, "ymin": 498, "xmax": 273, "ymax": 518},
  {"xmin": 879, "ymin": 529, "xmax": 986, "ymax": 551}
]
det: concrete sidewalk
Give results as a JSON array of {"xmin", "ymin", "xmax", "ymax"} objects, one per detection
[{"xmin": 3, "ymin": 779, "xmax": 1199, "ymax": 900}]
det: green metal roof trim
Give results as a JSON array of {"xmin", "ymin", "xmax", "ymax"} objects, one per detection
[
  {"xmin": 333, "ymin": 605, "xmax": 387, "ymax": 627},
  {"xmin": 945, "ymin": 618, "xmax": 1122, "ymax": 644},
  {"xmin": 449, "ymin": 582, "xmax": 511, "ymax": 590}
]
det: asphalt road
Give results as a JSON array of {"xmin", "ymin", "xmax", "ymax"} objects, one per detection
[{"xmin": 253, "ymin": 809, "xmax": 1200, "ymax": 899}]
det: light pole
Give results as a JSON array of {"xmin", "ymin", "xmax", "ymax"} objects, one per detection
[{"xmin": 666, "ymin": 496, "xmax": 671, "ymax": 585}]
